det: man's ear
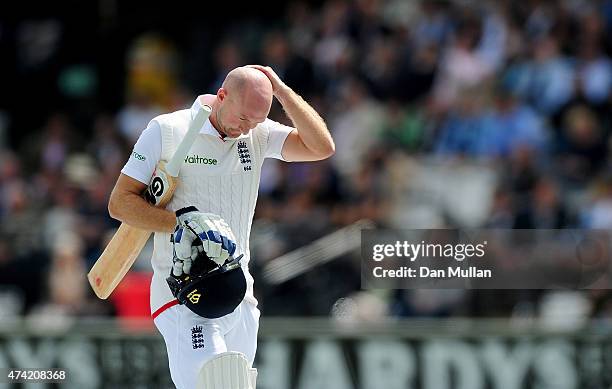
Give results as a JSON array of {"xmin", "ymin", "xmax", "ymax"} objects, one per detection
[{"xmin": 217, "ymin": 88, "xmax": 226, "ymax": 102}]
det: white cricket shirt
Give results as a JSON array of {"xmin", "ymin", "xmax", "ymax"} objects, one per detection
[{"xmin": 121, "ymin": 96, "xmax": 293, "ymax": 315}]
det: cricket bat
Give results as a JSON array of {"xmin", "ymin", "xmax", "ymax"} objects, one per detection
[{"xmin": 88, "ymin": 102, "xmax": 212, "ymax": 299}]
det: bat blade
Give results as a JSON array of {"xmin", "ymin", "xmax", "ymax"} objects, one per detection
[
  {"xmin": 87, "ymin": 224, "xmax": 152, "ymax": 299},
  {"xmin": 88, "ymin": 102, "xmax": 212, "ymax": 299},
  {"xmin": 88, "ymin": 162, "xmax": 178, "ymax": 299}
]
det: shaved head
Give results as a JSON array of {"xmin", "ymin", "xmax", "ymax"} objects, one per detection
[
  {"xmin": 222, "ymin": 67, "xmax": 273, "ymax": 107},
  {"xmin": 212, "ymin": 67, "xmax": 274, "ymax": 138}
]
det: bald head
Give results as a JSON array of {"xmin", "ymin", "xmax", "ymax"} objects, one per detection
[
  {"xmin": 222, "ymin": 67, "xmax": 273, "ymax": 104},
  {"xmin": 212, "ymin": 67, "xmax": 274, "ymax": 138}
]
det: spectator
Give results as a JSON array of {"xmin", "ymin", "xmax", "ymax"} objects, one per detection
[
  {"xmin": 555, "ymin": 105, "xmax": 608, "ymax": 185},
  {"xmin": 434, "ymin": 86, "xmax": 492, "ymax": 158},
  {"xmin": 432, "ymin": 17, "xmax": 494, "ymax": 110},
  {"xmin": 117, "ymin": 90, "xmax": 163, "ymax": 144},
  {"xmin": 485, "ymin": 86, "xmax": 549, "ymax": 157},
  {"xmin": 511, "ymin": 35, "xmax": 574, "ymax": 114},
  {"xmin": 513, "ymin": 177, "xmax": 572, "ymax": 229},
  {"xmin": 1, "ymin": 0, "xmax": 612, "ymax": 320}
]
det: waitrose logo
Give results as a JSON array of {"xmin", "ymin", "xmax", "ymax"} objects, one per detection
[
  {"xmin": 132, "ymin": 151, "xmax": 146, "ymax": 161},
  {"xmin": 184, "ymin": 155, "xmax": 218, "ymax": 165}
]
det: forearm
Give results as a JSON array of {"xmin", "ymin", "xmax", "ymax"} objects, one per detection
[
  {"xmin": 276, "ymin": 86, "xmax": 335, "ymax": 157},
  {"xmin": 108, "ymin": 191, "xmax": 176, "ymax": 233}
]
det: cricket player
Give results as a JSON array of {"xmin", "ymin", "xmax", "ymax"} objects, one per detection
[{"xmin": 108, "ymin": 65, "xmax": 334, "ymax": 388}]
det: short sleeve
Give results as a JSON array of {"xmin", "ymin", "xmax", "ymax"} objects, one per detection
[
  {"xmin": 120, "ymin": 120, "xmax": 162, "ymax": 184},
  {"xmin": 263, "ymin": 119, "xmax": 294, "ymax": 160}
]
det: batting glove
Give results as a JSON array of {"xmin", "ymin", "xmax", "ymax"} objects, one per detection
[{"xmin": 172, "ymin": 206, "xmax": 237, "ymax": 276}]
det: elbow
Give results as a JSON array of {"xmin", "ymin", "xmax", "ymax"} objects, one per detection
[
  {"xmin": 311, "ymin": 142, "xmax": 334, "ymax": 161},
  {"xmin": 107, "ymin": 192, "xmax": 122, "ymax": 221},
  {"xmin": 321, "ymin": 139, "xmax": 335, "ymax": 159}
]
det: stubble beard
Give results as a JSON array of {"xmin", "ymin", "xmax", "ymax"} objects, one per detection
[{"xmin": 215, "ymin": 109, "xmax": 229, "ymax": 138}]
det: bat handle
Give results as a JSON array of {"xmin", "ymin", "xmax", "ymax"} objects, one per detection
[{"xmin": 165, "ymin": 103, "xmax": 212, "ymax": 177}]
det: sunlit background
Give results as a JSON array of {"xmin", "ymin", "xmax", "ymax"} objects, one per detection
[{"xmin": 1, "ymin": 0, "xmax": 612, "ymax": 387}]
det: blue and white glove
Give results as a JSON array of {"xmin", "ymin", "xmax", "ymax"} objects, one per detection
[{"xmin": 172, "ymin": 206, "xmax": 238, "ymax": 276}]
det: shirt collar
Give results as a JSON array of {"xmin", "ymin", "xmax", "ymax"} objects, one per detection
[{"xmin": 190, "ymin": 96, "xmax": 250, "ymax": 140}]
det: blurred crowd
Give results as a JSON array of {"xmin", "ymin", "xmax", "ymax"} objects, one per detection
[{"xmin": 1, "ymin": 0, "xmax": 612, "ymax": 326}]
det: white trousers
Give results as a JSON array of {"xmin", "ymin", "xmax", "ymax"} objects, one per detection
[{"xmin": 154, "ymin": 300, "xmax": 260, "ymax": 389}]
